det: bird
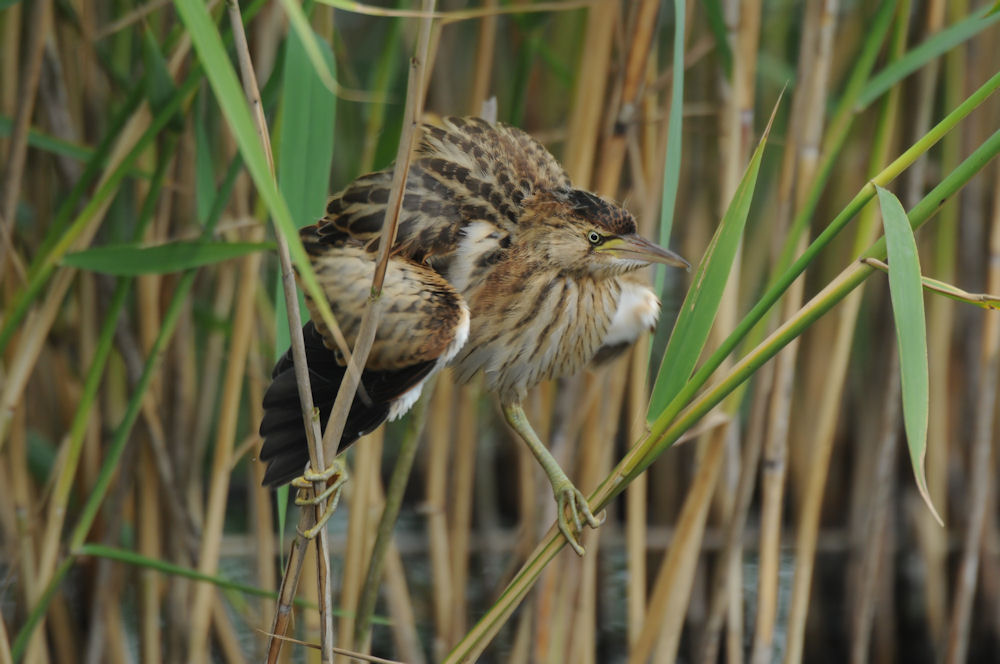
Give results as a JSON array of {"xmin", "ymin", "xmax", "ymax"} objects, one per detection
[{"xmin": 259, "ymin": 116, "xmax": 688, "ymax": 555}]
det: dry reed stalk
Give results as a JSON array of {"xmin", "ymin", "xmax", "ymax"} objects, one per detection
[
  {"xmin": 0, "ymin": 2, "xmax": 20, "ymax": 116},
  {"xmin": 626, "ymin": 339, "xmax": 650, "ymax": 650},
  {"xmin": 448, "ymin": 384, "xmax": 479, "ymax": 639},
  {"xmin": 848, "ymin": 353, "xmax": 901, "ymax": 664},
  {"xmin": 192, "ymin": 260, "xmax": 239, "ymax": 476},
  {"xmin": 0, "ymin": 0, "xmax": 50, "ymax": 283},
  {"xmin": 0, "ymin": 25, "xmax": 195, "ymax": 452},
  {"xmin": 273, "ymin": 16, "xmax": 436, "ymax": 658},
  {"xmin": 371, "ymin": 477, "xmax": 426, "ymax": 664},
  {"xmin": 102, "ymin": 596, "xmax": 129, "ymax": 664},
  {"xmin": 921, "ymin": 0, "xmax": 967, "ymax": 643},
  {"xmin": 563, "ymin": 0, "xmax": 617, "ymax": 185},
  {"xmin": 468, "ymin": 0, "xmax": 498, "ymax": 113},
  {"xmin": 247, "ymin": 373, "xmax": 278, "ymax": 635},
  {"xmin": 593, "ymin": 0, "xmax": 659, "ymax": 196},
  {"xmin": 10, "ymin": 408, "xmax": 52, "ymax": 664},
  {"xmin": 628, "ymin": 428, "xmax": 728, "ymax": 663},
  {"xmin": 48, "ymin": 594, "xmax": 80, "ymax": 662},
  {"xmin": 559, "ymin": 377, "xmax": 601, "ymax": 662},
  {"xmin": 752, "ymin": 4, "xmax": 837, "ymax": 662},
  {"xmin": 139, "ymin": 449, "xmax": 163, "ymax": 664},
  {"xmin": 899, "ymin": 25, "xmax": 949, "ymax": 648},
  {"xmin": 698, "ymin": 357, "xmax": 773, "ymax": 664},
  {"xmin": 212, "ymin": 595, "xmax": 249, "ymax": 664},
  {"xmin": 337, "ymin": 432, "xmax": 382, "ymax": 660},
  {"xmin": 220, "ymin": 0, "xmax": 340, "ymax": 653},
  {"xmin": 186, "ymin": 239, "xmax": 265, "ymax": 662},
  {"xmin": 576, "ymin": 367, "xmax": 628, "ymax": 664},
  {"xmin": 779, "ymin": 5, "xmax": 911, "ymax": 659},
  {"xmin": 353, "ymin": 380, "xmax": 435, "ymax": 651},
  {"xmin": 693, "ymin": 3, "xmax": 761, "ymax": 662},
  {"xmin": 521, "ymin": 6, "xmax": 619, "ymax": 656},
  {"xmin": 507, "ymin": 602, "xmax": 534, "ymax": 664},
  {"xmin": 299, "ymin": 537, "xmax": 323, "ymax": 662},
  {"xmin": 530, "ymin": 387, "xmax": 561, "ymax": 662},
  {"xmin": 545, "ymin": 551, "xmax": 577, "ymax": 664},
  {"xmin": 944, "ymin": 162, "xmax": 1000, "ymax": 664},
  {"xmin": 425, "ymin": 375, "xmax": 455, "ymax": 658},
  {"xmin": 221, "ymin": 1, "xmax": 341, "ymax": 656}
]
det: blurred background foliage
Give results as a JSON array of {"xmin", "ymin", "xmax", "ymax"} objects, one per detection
[{"xmin": 1, "ymin": 0, "xmax": 999, "ymax": 662}]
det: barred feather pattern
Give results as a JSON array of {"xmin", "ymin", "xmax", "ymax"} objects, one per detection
[{"xmin": 261, "ymin": 116, "xmax": 669, "ymax": 484}]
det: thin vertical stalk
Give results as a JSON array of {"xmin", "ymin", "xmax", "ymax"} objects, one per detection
[
  {"xmin": 353, "ymin": 382, "xmax": 434, "ymax": 647},
  {"xmin": 849, "ymin": 354, "xmax": 902, "ymax": 664},
  {"xmin": 448, "ymin": 384, "xmax": 479, "ymax": 639},
  {"xmin": 338, "ymin": 430, "xmax": 383, "ymax": 663},
  {"xmin": 626, "ymin": 341, "xmax": 650, "ymax": 650},
  {"xmin": 629, "ymin": 430, "xmax": 728, "ymax": 663},
  {"xmin": 753, "ymin": 3, "xmax": 838, "ymax": 662},
  {"xmin": 563, "ymin": 1, "xmax": 617, "ymax": 186},
  {"xmin": 221, "ymin": 1, "xmax": 336, "ymax": 659},
  {"xmin": 922, "ymin": 0, "xmax": 967, "ymax": 644},
  {"xmin": 781, "ymin": 3, "xmax": 907, "ymax": 660},
  {"xmin": 944, "ymin": 164, "xmax": 1000, "ymax": 664},
  {"xmin": 593, "ymin": 0, "xmax": 659, "ymax": 196},
  {"xmin": 697, "ymin": 359, "xmax": 773, "ymax": 664},
  {"xmin": 186, "ymin": 241, "xmax": 264, "ymax": 663},
  {"xmin": 426, "ymin": 376, "xmax": 455, "ymax": 659},
  {"xmin": 0, "ymin": 0, "xmax": 50, "ymax": 283},
  {"xmin": 468, "ymin": 0, "xmax": 498, "ymax": 114}
]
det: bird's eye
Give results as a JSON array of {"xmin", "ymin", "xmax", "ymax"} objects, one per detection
[{"xmin": 587, "ymin": 231, "xmax": 603, "ymax": 245}]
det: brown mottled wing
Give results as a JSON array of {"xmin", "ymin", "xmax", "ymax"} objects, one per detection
[
  {"xmin": 316, "ymin": 116, "xmax": 572, "ymax": 261},
  {"xmin": 300, "ymin": 226, "xmax": 468, "ymax": 371}
]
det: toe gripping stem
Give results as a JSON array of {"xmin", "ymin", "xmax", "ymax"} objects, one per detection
[
  {"xmin": 291, "ymin": 457, "xmax": 349, "ymax": 539},
  {"xmin": 502, "ymin": 403, "xmax": 606, "ymax": 556}
]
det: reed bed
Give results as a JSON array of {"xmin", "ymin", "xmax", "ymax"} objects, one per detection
[{"xmin": 2, "ymin": 1, "xmax": 999, "ymax": 663}]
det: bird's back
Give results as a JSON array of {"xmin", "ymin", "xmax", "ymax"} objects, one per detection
[{"xmin": 314, "ymin": 117, "xmax": 571, "ymax": 265}]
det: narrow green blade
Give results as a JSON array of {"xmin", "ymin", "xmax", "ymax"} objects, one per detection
[
  {"xmin": 194, "ymin": 107, "xmax": 217, "ymax": 226},
  {"xmin": 859, "ymin": 5, "xmax": 1000, "ymax": 109},
  {"xmin": 172, "ymin": 0, "xmax": 341, "ymax": 346},
  {"xmin": 63, "ymin": 240, "xmax": 274, "ymax": 275},
  {"xmin": 275, "ymin": 22, "xmax": 337, "ymax": 355},
  {"xmin": 875, "ymin": 185, "xmax": 942, "ymax": 525},
  {"xmin": 646, "ymin": 108, "xmax": 775, "ymax": 422}
]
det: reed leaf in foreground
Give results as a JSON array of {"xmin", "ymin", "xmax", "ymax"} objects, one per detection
[
  {"xmin": 647, "ymin": 99, "xmax": 776, "ymax": 421},
  {"xmin": 62, "ymin": 240, "xmax": 275, "ymax": 275},
  {"xmin": 445, "ymin": 97, "xmax": 1000, "ymax": 664},
  {"xmin": 172, "ymin": 0, "xmax": 343, "ymax": 358},
  {"xmin": 876, "ymin": 185, "xmax": 941, "ymax": 524}
]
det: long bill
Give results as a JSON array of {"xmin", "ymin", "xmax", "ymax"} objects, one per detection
[{"xmin": 603, "ymin": 233, "xmax": 690, "ymax": 269}]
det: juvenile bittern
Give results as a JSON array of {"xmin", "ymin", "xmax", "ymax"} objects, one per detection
[{"xmin": 259, "ymin": 116, "xmax": 688, "ymax": 554}]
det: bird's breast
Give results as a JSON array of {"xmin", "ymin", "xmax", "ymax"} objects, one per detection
[{"xmin": 450, "ymin": 266, "xmax": 621, "ymax": 403}]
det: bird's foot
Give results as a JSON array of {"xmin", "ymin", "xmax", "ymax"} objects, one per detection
[
  {"xmin": 553, "ymin": 480, "xmax": 605, "ymax": 556},
  {"xmin": 291, "ymin": 457, "xmax": 349, "ymax": 539}
]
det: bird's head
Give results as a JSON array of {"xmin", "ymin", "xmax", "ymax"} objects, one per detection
[{"xmin": 522, "ymin": 188, "xmax": 689, "ymax": 278}]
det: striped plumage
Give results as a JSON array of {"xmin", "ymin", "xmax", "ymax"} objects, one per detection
[{"xmin": 259, "ymin": 116, "xmax": 687, "ymax": 553}]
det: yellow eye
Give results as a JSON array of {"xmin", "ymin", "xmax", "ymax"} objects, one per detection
[{"xmin": 587, "ymin": 231, "xmax": 603, "ymax": 245}]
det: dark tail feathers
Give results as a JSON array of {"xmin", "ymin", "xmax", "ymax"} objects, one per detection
[{"xmin": 258, "ymin": 322, "xmax": 436, "ymax": 486}]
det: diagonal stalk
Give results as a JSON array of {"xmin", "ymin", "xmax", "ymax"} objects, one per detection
[{"xmin": 444, "ymin": 113, "xmax": 1000, "ymax": 664}]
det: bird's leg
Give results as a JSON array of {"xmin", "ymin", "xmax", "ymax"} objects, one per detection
[
  {"xmin": 502, "ymin": 402, "xmax": 604, "ymax": 556},
  {"xmin": 291, "ymin": 456, "xmax": 349, "ymax": 538}
]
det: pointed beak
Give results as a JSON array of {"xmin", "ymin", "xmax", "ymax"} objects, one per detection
[{"xmin": 602, "ymin": 233, "xmax": 690, "ymax": 269}]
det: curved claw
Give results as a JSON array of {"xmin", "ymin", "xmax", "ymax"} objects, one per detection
[{"xmin": 554, "ymin": 485, "xmax": 605, "ymax": 556}]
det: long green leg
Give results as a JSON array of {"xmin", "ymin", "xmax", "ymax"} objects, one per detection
[{"xmin": 502, "ymin": 402, "xmax": 604, "ymax": 555}]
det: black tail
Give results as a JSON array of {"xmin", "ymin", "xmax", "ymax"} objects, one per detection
[{"xmin": 258, "ymin": 322, "xmax": 436, "ymax": 486}]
